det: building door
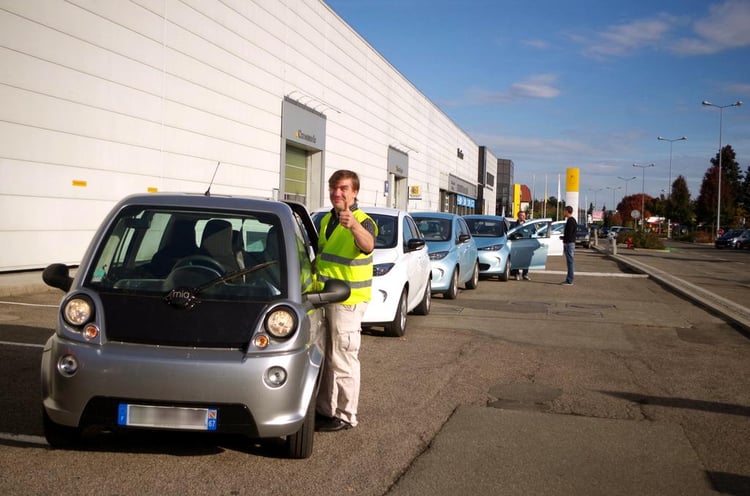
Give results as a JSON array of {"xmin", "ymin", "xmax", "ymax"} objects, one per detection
[{"xmin": 284, "ymin": 144, "xmax": 307, "ymax": 204}]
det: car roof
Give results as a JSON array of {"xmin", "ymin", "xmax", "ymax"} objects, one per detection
[
  {"xmin": 359, "ymin": 206, "xmax": 407, "ymax": 216},
  {"xmin": 411, "ymin": 211, "xmax": 459, "ymax": 219}
]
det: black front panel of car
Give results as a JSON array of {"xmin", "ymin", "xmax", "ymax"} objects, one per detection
[{"xmin": 100, "ymin": 293, "xmax": 264, "ymax": 348}]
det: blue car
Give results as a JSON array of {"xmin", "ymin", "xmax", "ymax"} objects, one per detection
[
  {"xmin": 412, "ymin": 212, "xmax": 479, "ymax": 299},
  {"xmin": 464, "ymin": 215, "xmax": 552, "ymax": 281}
]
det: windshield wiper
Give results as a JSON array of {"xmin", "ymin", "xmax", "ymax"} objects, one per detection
[{"xmin": 164, "ymin": 261, "xmax": 277, "ymax": 309}]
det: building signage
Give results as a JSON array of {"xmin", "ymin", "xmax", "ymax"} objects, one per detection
[
  {"xmin": 294, "ymin": 129, "xmax": 317, "ymax": 144},
  {"xmin": 456, "ymin": 194, "xmax": 475, "ymax": 208},
  {"xmin": 282, "ymin": 98, "xmax": 326, "ymax": 150},
  {"xmin": 448, "ymin": 173, "xmax": 477, "ymax": 198},
  {"xmin": 409, "ymin": 185, "xmax": 422, "ymax": 199}
]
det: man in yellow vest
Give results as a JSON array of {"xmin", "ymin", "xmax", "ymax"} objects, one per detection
[{"xmin": 315, "ymin": 170, "xmax": 377, "ymax": 432}]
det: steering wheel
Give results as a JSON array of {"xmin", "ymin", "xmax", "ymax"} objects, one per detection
[{"xmin": 172, "ymin": 255, "xmax": 226, "ymax": 275}]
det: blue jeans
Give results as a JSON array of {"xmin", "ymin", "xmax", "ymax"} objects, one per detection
[{"xmin": 563, "ymin": 242, "xmax": 575, "ymax": 283}]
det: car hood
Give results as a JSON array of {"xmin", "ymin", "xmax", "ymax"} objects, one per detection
[
  {"xmin": 473, "ymin": 236, "xmax": 506, "ymax": 249},
  {"xmin": 372, "ymin": 246, "xmax": 400, "ymax": 265},
  {"xmin": 424, "ymin": 240, "xmax": 453, "ymax": 253}
]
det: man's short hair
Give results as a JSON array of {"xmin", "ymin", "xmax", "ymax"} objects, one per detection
[
  {"xmin": 328, "ymin": 169, "xmax": 360, "ymax": 192},
  {"xmin": 565, "ymin": 206, "xmax": 573, "ymax": 214}
]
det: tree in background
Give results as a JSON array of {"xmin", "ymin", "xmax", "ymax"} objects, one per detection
[
  {"xmin": 666, "ymin": 175, "xmax": 694, "ymax": 226},
  {"xmin": 696, "ymin": 145, "xmax": 743, "ymax": 228}
]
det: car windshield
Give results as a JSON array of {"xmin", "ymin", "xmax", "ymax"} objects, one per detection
[
  {"xmin": 415, "ymin": 217, "xmax": 452, "ymax": 241},
  {"xmin": 465, "ymin": 218, "xmax": 507, "ymax": 237},
  {"xmin": 85, "ymin": 205, "xmax": 286, "ymax": 301},
  {"xmin": 368, "ymin": 213, "xmax": 398, "ymax": 248}
]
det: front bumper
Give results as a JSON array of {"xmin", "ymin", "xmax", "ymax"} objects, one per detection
[
  {"xmin": 477, "ymin": 250, "xmax": 508, "ymax": 275},
  {"xmin": 428, "ymin": 258, "xmax": 456, "ymax": 292},
  {"xmin": 41, "ymin": 335, "xmax": 321, "ymax": 438}
]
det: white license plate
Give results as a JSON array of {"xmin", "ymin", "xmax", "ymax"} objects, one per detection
[{"xmin": 117, "ymin": 404, "xmax": 218, "ymax": 431}]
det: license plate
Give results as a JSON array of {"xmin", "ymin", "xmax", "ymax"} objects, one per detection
[{"xmin": 117, "ymin": 404, "xmax": 218, "ymax": 431}]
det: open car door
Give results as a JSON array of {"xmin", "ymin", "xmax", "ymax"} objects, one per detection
[{"xmin": 507, "ymin": 219, "xmax": 551, "ymax": 271}]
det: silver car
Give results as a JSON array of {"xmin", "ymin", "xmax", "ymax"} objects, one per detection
[{"xmin": 41, "ymin": 193, "xmax": 349, "ymax": 458}]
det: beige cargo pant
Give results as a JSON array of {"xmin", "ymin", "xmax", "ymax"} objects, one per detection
[{"xmin": 316, "ymin": 302, "xmax": 367, "ymax": 427}]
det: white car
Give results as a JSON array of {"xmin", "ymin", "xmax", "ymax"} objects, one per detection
[
  {"xmin": 312, "ymin": 207, "xmax": 431, "ymax": 337},
  {"xmin": 536, "ymin": 220, "xmax": 564, "ymax": 256}
]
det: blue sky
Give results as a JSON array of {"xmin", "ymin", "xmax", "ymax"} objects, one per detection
[{"xmin": 325, "ymin": 0, "xmax": 750, "ymax": 209}]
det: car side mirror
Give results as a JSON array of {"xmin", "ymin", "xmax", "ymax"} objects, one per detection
[
  {"xmin": 458, "ymin": 234, "xmax": 471, "ymax": 244},
  {"xmin": 42, "ymin": 263, "xmax": 73, "ymax": 292},
  {"xmin": 306, "ymin": 278, "xmax": 351, "ymax": 308},
  {"xmin": 406, "ymin": 238, "xmax": 426, "ymax": 251}
]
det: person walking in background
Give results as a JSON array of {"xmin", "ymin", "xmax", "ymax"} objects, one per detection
[
  {"xmin": 561, "ymin": 206, "xmax": 577, "ymax": 285},
  {"xmin": 315, "ymin": 169, "xmax": 377, "ymax": 432},
  {"xmin": 513, "ymin": 211, "xmax": 530, "ymax": 281}
]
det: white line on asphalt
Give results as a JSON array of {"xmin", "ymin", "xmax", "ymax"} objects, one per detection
[
  {"xmin": 0, "ymin": 341, "xmax": 44, "ymax": 349},
  {"xmin": 0, "ymin": 432, "xmax": 48, "ymax": 446},
  {"xmin": 538, "ymin": 270, "xmax": 648, "ymax": 278},
  {"xmin": 0, "ymin": 301, "xmax": 58, "ymax": 308}
]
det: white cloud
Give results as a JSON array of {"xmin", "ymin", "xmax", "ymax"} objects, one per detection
[
  {"xmin": 577, "ymin": 16, "xmax": 674, "ymax": 59},
  {"xmin": 671, "ymin": 0, "xmax": 750, "ymax": 54},
  {"xmin": 466, "ymin": 74, "xmax": 560, "ymax": 104}
]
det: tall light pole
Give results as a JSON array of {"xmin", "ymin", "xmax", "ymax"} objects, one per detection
[
  {"xmin": 702, "ymin": 100, "xmax": 742, "ymax": 237},
  {"xmin": 617, "ymin": 176, "xmax": 636, "ymax": 198},
  {"xmin": 632, "ymin": 163, "xmax": 654, "ymax": 231},
  {"xmin": 588, "ymin": 187, "xmax": 603, "ymax": 211},
  {"xmin": 657, "ymin": 136, "xmax": 687, "ymax": 199},
  {"xmin": 606, "ymin": 186, "xmax": 622, "ymax": 212}
]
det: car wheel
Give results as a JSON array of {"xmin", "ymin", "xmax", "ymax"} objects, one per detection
[
  {"xmin": 43, "ymin": 408, "xmax": 81, "ymax": 448},
  {"xmin": 444, "ymin": 268, "xmax": 459, "ymax": 299},
  {"xmin": 384, "ymin": 289, "xmax": 408, "ymax": 337},
  {"xmin": 465, "ymin": 261, "xmax": 479, "ymax": 289},
  {"xmin": 413, "ymin": 278, "xmax": 431, "ymax": 316},
  {"xmin": 286, "ymin": 393, "xmax": 315, "ymax": 459},
  {"xmin": 499, "ymin": 259, "xmax": 510, "ymax": 282}
]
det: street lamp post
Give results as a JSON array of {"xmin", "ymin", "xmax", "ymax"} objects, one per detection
[
  {"xmin": 606, "ymin": 186, "xmax": 622, "ymax": 212},
  {"xmin": 657, "ymin": 136, "xmax": 687, "ymax": 199},
  {"xmin": 702, "ymin": 100, "xmax": 742, "ymax": 238},
  {"xmin": 632, "ymin": 163, "xmax": 654, "ymax": 231},
  {"xmin": 617, "ymin": 176, "xmax": 636, "ymax": 198},
  {"xmin": 588, "ymin": 187, "xmax": 603, "ymax": 211}
]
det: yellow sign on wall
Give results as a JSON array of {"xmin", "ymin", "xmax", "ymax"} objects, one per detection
[{"xmin": 512, "ymin": 183, "xmax": 521, "ymax": 215}]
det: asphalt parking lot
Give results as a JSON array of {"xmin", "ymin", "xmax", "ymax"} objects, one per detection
[{"xmin": 0, "ymin": 246, "xmax": 748, "ymax": 495}]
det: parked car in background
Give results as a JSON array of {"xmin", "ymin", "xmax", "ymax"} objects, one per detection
[
  {"xmin": 41, "ymin": 193, "xmax": 351, "ymax": 459},
  {"xmin": 463, "ymin": 215, "xmax": 551, "ymax": 281},
  {"xmin": 715, "ymin": 229, "xmax": 748, "ymax": 249},
  {"xmin": 739, "ymin": 230, "xmax": 750, "ymax": 250},
  {"xmin": 311, "ymin": 207, "xmax": 432, "ymax": 337},
  {"xmin": 576, "ymin": 225, "xmax": 591, "ymax": 248},
  {"xmin": 360, "ymin": 207, "xmax": 431, "ymax": 336},
  {"xmin": 412, "ymin": 212, "xmax": 479, "ymax": 299}
]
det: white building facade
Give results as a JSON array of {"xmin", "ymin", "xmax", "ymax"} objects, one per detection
[{"xmin": 0, "ymin": 0, "xmax": 495, "ymax": 271}]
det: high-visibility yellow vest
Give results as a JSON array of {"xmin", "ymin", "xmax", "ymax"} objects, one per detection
[{"xmin": 317, "ymin": 209, "xmax": 377, "ymax": 305}]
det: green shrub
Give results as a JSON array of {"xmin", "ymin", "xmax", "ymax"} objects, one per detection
[{"xmin": 617, "ymin": 230, "xmax": 664, "ymax": 249}]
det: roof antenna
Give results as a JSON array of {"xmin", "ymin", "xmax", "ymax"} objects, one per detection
[{"xmin": 205, "ymin": 161, "xmax": 220, "ymax": 196}]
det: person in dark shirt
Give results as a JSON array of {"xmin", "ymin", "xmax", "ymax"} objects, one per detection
[{"xmin": 561, "ymin": 206, "xmax": 577, "ymax": 285}]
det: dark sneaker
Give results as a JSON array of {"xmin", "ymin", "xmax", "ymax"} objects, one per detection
[
  {"xmin": 315, "ymin": 417, "xmax": 353, "ymax": 432},
  {"xmin": 560, "ymin": 281, "xmax": 573, "ymax": 286}
]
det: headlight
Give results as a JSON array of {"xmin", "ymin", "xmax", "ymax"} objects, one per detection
[
  {"xmin": 479, "ymin": 244, "xmax": 503, "ymax": 251},
  {"xmin": 429, "ymin": 251, "xmax": 449, "ymax": 260},
  {"xmin": 63, "ymin": 297, "xmax": 93, "ymax": 326},
  {"xmin": 373, "ymin": 263, "xmax": 395, "ymax": 276},
  {"xmin": 265, "ymin": 307, "xmax": 297, "ymax": 339}
]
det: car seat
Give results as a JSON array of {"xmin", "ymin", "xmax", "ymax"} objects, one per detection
[{"xmin": 200, "ymin": 219, "xmax": 242, "ymax": 273}]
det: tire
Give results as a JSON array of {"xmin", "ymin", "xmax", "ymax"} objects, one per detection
[
  {"xmin": 499, "ymin": 259, "xmax": 510, "ymax": 282},
  {"xmin": 384, "ymin": 289, "xmax": 408, "ymax": 337},
  {"xmin": 43, "ymin": 408, "xmax": 81, "ymax": 449},
  {"xmin": 444, "ymin": 269, "xmax": 459, "ymax": 299},
  {"xmin": 286, "ymin": 394, "xmax": 315, "ymax": 459},
  {"xmin": 465, "ymin": 261, "xmax": 479, "ymax": 289},
  {"xmin": 413, "ymin": 278, "xmax": 431, "ymax": 316}
]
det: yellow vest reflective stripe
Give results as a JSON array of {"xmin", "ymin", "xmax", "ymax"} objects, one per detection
[{"xmin": 317, "ymin": 209, "xmax": 377, "ymax": 305}]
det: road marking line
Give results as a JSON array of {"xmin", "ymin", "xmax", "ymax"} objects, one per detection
[
  {"xmin": 0, "ymin": 432, "xmax": 48, "ymax": 446},
  {"xmin": 0, "ymin": 301, "xmax": 58, "ymax": 308},
  {"xmin": 0, "ymin": 341, "xmax": 45, "ymax": 349}
]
